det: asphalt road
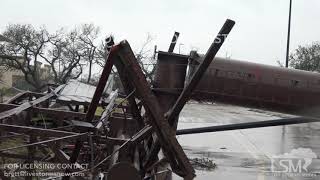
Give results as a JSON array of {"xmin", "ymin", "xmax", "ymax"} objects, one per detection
[{"xmin": 174, "ymin": 102, "xmax": 320, "ymax": 180}]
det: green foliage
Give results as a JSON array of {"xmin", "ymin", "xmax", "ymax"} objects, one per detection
[{"xmin": 289, "ymin": 42, "xmax": 320, "ymax": 72}]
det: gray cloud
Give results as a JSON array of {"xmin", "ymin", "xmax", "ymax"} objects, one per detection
[{"xmin": 0, "ymin": 0, "xmax": 319, "ymax": 65}]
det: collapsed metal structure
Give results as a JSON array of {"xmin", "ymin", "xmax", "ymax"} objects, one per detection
[{"xmin": 0, "ymin": 19, "xmax": 319, "ymax": 180}]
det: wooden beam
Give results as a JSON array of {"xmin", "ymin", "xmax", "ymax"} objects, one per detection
[
  {"xmin": 5, "ymin": 91, "xmax": 29, "ymax": 104},
  {"xmin": 6, "ymin": 91, "xmax": 47, "ymax": 104},
  {"xmin": 0, "ymin": 85, "xmax": 64, "ymax": 120},
  {"xmin": 116, "ymin": 40, "xmax": 195, "ymax": 179},
  {"xmin": 85, "ymin": 45, "xmax": 117, "ymax": 123},
  {"xmin": 0, "ymin": 103, "xmax": 100, "ymax": 119}
]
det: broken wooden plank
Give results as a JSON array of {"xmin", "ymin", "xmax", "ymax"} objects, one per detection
[
  {"xmin": 6, "ymin": 91, "xmax": 47, "ymax": 104},
  {"xmin": 0, "ymin": 103, "xmax": 100, "ymax": 120},
  {"xmin": 5, "ymin": 91, "xmax": 29, "ymax": 104},
  {"xmin": 0, "ymin": 85, "xmax": 64, "ymax": 120}
]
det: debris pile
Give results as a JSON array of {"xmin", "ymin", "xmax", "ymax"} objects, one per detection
[{"xmin": 0, "ymin": 19, "xmax": 235, "ymax": 180}]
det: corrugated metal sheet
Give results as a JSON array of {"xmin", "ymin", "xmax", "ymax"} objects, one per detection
[{"xmin": 58, "ymin": 76, "xmax": 114, "ymax": 103}]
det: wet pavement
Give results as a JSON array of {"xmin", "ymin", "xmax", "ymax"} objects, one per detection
[{"xmin": 174, "ymin": 102, "xmax": 320, "ymax": 180}]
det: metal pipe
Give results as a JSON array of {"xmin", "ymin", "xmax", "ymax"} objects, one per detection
[{"xmin": 176, "ymin": 116, "xmax": 320, "ymax": 135}]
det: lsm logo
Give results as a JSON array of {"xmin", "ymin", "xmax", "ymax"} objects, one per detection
[{"xmin": 270, "ymin": 148, "xmax": 317, "ymax": 177}]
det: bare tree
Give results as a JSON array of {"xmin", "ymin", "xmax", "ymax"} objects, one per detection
[
  {"xmin": 77, "ymin": 24, "xmax": 100, "ymax": 83},
  {"xmin": 135, "ymin": 34, "xmax": 157, "ymax": 83},
  {"xmin": 40, "ymin": 28, "xmax": 84, "ymax": 84},
  {"xmin": 0, "ymin": 24, "xmax": 97, "ymax": 91},
  {"xmin": 96, "ymin": 34, "xmax": 156, "ymax": 83},
  {"xmin": 94, "ymin": 36, "xmax": 114, "ymax": 68},
  {"xmin": 289, "ymin": 42, "xmax": 320, "ymax": 72},
  {"xmin": 0, "ymin": 24, "xmax": 51, "ymax": 91}
]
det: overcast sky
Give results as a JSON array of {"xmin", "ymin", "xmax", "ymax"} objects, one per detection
[{"xmin": 0, "ymin": 0, "xmax": 320, "ymax": 66}]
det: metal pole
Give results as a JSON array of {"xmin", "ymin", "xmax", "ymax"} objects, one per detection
[
  {"xmin": 176, "ymin": 116, "xmax": 319, "ymax": 135},
  {"xmin": 285, "ymin": 0, "xmax": 293, "ymax": 68}
]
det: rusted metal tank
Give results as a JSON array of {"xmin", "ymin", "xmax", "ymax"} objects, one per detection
[{"xmin": 188, "ymin": 52, "xmax": 320, "ymax": 111}]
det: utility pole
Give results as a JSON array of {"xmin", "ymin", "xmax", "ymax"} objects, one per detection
[{"xmin": 285, "ymin": 0, "xmax": 293, "ymax": 68}]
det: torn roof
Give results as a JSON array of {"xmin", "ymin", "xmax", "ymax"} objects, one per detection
[{"xmin": 57, "ymin": 76, "xmax": 114, "ymax": 104}]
